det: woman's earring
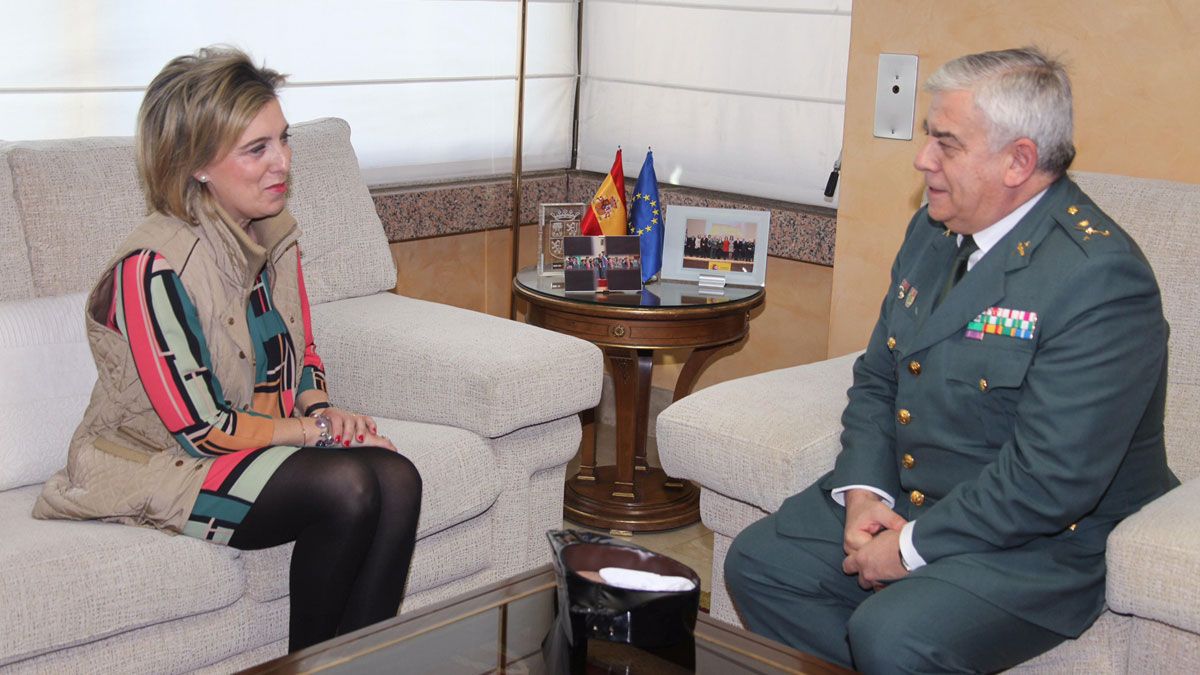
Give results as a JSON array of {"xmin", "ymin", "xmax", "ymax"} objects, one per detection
[{"xmin": 198, "ymin": 175, "xmax": 209, "ymax": 183}]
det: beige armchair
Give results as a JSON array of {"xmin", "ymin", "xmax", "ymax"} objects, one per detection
[{"xmin": 657, "ymin": 171, "xmax": 1200, "ymax": 672}]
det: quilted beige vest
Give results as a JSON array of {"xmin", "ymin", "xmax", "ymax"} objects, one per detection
[{"xmin": 33, "ymin": 207, "xmax": 304, "ymax": 534}]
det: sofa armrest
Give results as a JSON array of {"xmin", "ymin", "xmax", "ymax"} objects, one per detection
[
  {"xmin": 311, "ymin": 293, "xmax": 603, "ymax": 438},
  {"xmin": 657, "ymin": 351, "xmax": 860, "ymax": 513},
  {"xmin": 1106, "ymin": 478, "xmax": 1200, "ymax": 634}
]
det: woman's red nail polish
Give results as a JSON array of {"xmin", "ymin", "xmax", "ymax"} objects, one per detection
[
  {"xmin": 334, "ymin": 435, "xmax": 341, "ymax": 442},
  {"xmin": 357, "ymin": 434, "xmax": 364, "ymax": 442},
  {"xmin": 343, "ymin": 440, "xmax": 351, "ymax": 448}
]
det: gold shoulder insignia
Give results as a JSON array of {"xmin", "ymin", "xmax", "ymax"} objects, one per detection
[
  {"xmin": 1017, "ymin": 240, "xmax": 1031, "ymax": 256},
  {"xmin": 1075, "ymin": 218, "xmax": 1110, "ymax": 241}
]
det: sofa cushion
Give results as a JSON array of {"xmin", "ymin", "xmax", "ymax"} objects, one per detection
[
  {"xmin": 312, "ymin": 293, "xmax": 604, "ymax": 439},
  {"xmin": 0, "ymin": 142, "xmax": 36, "ymax": 301},
  {"xmin": 3, "ymin": 118, "xmax": 393, "ymax": 304},
  {"xmin": 240, "ymin": 416, "xmax": 501, "ymax": 602},
  {"xmin": 286, "ymin": 118, "xmax": 396, "ymax": 305},
  {"xmin": 0, "ymin": 293, "xmax": 96, "ymax": 490},
  {"xmin": 7, "ymin": 138, "xmax": 142, "ymax": 298},
  {"xmin": 0, "ymin": 486, "xmax": 245, "ymax": 666},
  {"xmin": 1106, "ymin": 479, "xmax": 1200, "ymax": 635},
  {"xmin": 657, "ymin": 352, "xmax": 859, "ymax": 512},
  {"xmin": 1072, "ymin": 171, "xmax": 1200, "ymax": 482}
]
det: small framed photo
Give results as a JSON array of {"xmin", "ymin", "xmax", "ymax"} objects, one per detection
[
  {"xmin": 538, "ymin": 203, "xmax": 587, "ymax": 276},
  {"xmin": 562, "ymin": 235, "xmax": 642, "ymax": 293},
  {"xmin": 661, "ymin": 206, "xmax": 770, "ymax": 287}
]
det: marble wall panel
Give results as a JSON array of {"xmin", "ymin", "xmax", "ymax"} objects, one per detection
[{"xmin": 370, "ymin": 170, "xmax": 837, "ymax": 267}]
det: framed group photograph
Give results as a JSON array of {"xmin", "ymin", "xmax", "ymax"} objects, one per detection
[
  {"xmin": 538, "ymin": 203, "xmax": 587, "ymax": 275},
  {"xmin": 661, "ymin": 205, "xmax": 771, "ymax": 287}
]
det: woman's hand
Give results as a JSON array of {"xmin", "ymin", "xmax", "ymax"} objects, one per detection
[
  {"xmin": 319, "ymin": 407, "xmax": 378, "ymax": 447},
  {"xmin": 357, "ymin": 431, "xmax": 397, "ymax": 453}
]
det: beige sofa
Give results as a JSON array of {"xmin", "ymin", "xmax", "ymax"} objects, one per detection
[
  {"xmin": 658, "ymin": 171, "xmax": 1200, "ymax": 672},
  {"xmin": 0, "ymin": 118, "xmax": 603, "ymax": 673}
]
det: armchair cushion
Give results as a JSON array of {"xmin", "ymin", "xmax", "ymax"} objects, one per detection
[
  {"xmin": 1106, "ymin": 479, "xmax": 1200, "ymax": 634},
  {"xmin": 657, "ymin": 351, "xmax": 859, "ymax": 512},
  {"xmin": 0, "ymin": 486, "xmax": 242, "ymax": 666},
  {"xmin": 287, "ymin": 118, "xmax": 397, "ymax": 306},
  {"xmin": 311, "ymin": 293, "xmax": 603, "ymax": 438},
  {"xmin": 6, "ymin": 137, "xmax": 141, "ymax": 298},
  {"xmin": 0, "ymin": 141, "xmax": 35, "ymax": 301},
  {"xmin": 0, "ymin": 293, "xmax": 95, "ymax": 490}
]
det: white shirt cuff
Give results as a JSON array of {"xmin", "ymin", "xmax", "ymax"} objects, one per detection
[
  {"xmin": 830, "ymin": 485, "xmax": 895, "ymax": 509},
  {"xmin": 899, "ymin": 521, "xmax": 927, "ymax": 571}
]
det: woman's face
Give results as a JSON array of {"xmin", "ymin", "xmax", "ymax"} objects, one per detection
[{"xmin": 195, "ymin": 98, "xmax": 291, "ymax": 227}]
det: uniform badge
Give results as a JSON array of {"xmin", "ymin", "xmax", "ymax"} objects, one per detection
[
  {"xmin": 905, "ymin": 287, "xmax": 918, "ymax": 308},
  {"xmin": 898, "ymin": 278, "xmax": 911, "ymax": 300},
  {"xmin": 966, "ymin": 307, "xmax": 1037, "ymax": 341}
]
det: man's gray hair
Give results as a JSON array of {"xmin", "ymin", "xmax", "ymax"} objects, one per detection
[{"xmin": 926, "ymin": 47, "xmax": 1075, "ymax": 175}]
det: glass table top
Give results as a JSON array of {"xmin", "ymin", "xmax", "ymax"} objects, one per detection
[
  {"xmin": 515, "ymin": 267, "xmax": 763, "ymax": 309},
  {"xmin": 245, "ymin": 565, "xmax": 850, "ymax": 675}
]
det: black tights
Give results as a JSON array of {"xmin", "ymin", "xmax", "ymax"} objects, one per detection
[{"xmin": 228, "ymin": 446, "xmax": 422, "ymax": 652}]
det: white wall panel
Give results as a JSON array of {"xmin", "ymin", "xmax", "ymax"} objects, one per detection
[
  {"xmin": 281, "ymin": 76, "xmax": 576, "ymax": 185},
  {"xmin": 0, "ymin": 0, "xmax": 578, "ymax": 186},
  {"xmin": 585, "ymin": 3, "xmax": 849, "ymax": 101},
  {"xmin": 577, "ymin": 0, "xmax": 851, "ymax": 206},
  {"xmin": 579, "ymin": 79, "xmax": 844, "ymax": 205}
]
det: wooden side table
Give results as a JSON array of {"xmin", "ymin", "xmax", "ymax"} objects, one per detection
[{"xmin": 513, "ymin": 268, "xmax": 765, "ymax": 533}]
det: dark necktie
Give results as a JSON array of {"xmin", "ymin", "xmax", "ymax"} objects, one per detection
[{"xmin": 934, "ymin": 235, "xmax": 978, "ymax": 309}]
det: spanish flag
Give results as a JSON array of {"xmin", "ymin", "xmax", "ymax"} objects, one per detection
[{"xmin": 580, "ymin": 149, "xmax": 627, "ymax": 236}]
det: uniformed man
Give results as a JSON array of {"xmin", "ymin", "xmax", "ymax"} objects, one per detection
[{"xmin": 724, "ymin": 47, "xmax": 1178, "ymax": 672}]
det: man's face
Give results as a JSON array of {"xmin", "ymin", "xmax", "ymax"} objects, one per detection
[{"xmin": 913, "ymin": 90, "xmax": 1013, "ymax": 234}]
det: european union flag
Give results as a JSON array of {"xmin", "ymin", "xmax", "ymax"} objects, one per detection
[{"xmin": 629, "ymin": 150, "xmax": 663, "ymax": 283}]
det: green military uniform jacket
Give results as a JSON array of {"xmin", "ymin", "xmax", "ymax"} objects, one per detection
[{"xmin": 778, "ymin": 175, "xmax": 1178, "ymax": 637}]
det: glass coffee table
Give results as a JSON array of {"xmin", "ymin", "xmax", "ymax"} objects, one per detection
[{"xmin": 241, "ymin": 565, "xmax": 849, "ymax": 674}]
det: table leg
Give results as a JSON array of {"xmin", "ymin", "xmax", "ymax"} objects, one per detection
[
  {"xmin": 605, "ymin": 348, "xmax": 649, "ymax": 499},
  {"xmin": 562, "ymin": 347, "xmax": 700, "ymax": 532},
  {"xmin": 673, "ymin": 345, "xmax": 724, "ymax": 402},
  {"xmin": 575, "ymin": 407, "xmax": 596, "ymax": 482},
  {"xmin": 634, "ymin": 349, "xmax": 653, "ymax": 473}
]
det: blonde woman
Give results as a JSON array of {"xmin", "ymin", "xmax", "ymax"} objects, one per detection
[{"xmin": 35, "ymin": 47, "xmax": 422, "ymax": 653}]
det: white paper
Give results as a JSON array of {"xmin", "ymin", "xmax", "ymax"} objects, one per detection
[{"xmin": 598, "ymin": 567, "xmax": 696, "ymax": 592}]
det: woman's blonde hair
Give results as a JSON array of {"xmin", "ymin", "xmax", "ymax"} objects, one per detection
[{"xmin": 136, "ymin": 46, "xmax": 287, "ymax": 224}]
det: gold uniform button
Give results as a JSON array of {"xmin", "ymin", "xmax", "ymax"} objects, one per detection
[
  {"xmin": 1067, "ymin": 205, "xmax": 1079, "ymax": 215},
  {"xmin": 902, "ymin": 453, "xmax": 915, "ymax": 469},
  {"xmin": 979, "ymin": 378, "xmax": 989, "ymax": 392},
  {"xmin": 887, "ymin": 337, "xmax": 897, "ymax": 350},
  {"xmin": 1068, "ymin": 523, "xmax": 1078, "ymax": 532},
  {"xmin": 897, "ymin": 409, "xmax": 911, "ymax": 425},
  {"xmin": 908, "ymin": 360, "xmax": 921, "ymax": 376},
  {"xmin": 910, "ymin": 490, "xmax": 925, "ymax": 506}
]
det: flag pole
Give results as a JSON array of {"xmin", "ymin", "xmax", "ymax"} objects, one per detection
[{"xmin": 508, "ymin": 0, "xmax": 529, "ymax": 320}]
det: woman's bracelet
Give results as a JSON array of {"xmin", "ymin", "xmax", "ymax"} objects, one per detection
[
  {"xmin": 304, "ymin": 401, "xmax": 331, "ymax": 417},
  {"xmin": 299, "ymin": 418, "xmax": 312, "ymax": 447}
]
